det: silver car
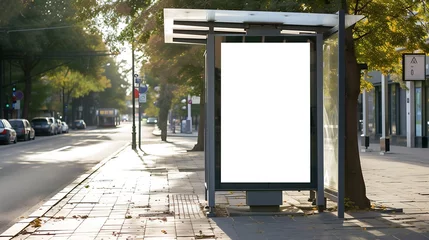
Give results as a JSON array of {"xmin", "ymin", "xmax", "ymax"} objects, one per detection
[
  {"xmin": 61, "ymin": 122, "xmax": 69, "ymax": 133},
  {"xmin": 0, "ymin": 119, "xmax": 17, "ymax": 144},
  {"xmin": 47, "ymin": 117, "xmax": 59, "ymax": 135}
]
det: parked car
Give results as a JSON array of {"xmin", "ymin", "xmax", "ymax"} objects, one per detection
[
  {"xmin": 72, "ymin": 119, "xmax": 86, "ymax": 129},
  {"xmin": 31, "ymin": 117, "xmax": 55, "ymax": 135},
  {"xmin": 0, "ymin": 119, "xmax": 17, "ymax": 144},
  {"xmin": 56, "ymin": 119, "xmax": 63, "ymax": 134},
  {"xmin": 146, "ymin": 117, "xmax": 158, "ymax": 124},
  {"xmin": 61, "ymin": 121, "xmax": 69, "ymax": 133},
  {"xmin": 8, "ymin": 119, "xmax": 35, "ymax": 141},
  {"xmin": 47, "ymin": 117, "xmax": 59, "ymax": 135}
]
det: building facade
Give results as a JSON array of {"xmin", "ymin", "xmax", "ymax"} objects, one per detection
[{"xmin": 360, "ymin": 64, "xmax": 429, "ymax": 148}]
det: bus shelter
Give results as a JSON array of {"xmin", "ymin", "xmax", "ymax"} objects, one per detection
[{"xmin": 163, "ymin": 9, "xmax": 364, "ymax": 218}]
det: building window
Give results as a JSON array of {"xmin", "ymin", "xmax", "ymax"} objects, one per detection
[{"xmin": 375, "ymin": 86, "xmax": 382, "ymax": 134}]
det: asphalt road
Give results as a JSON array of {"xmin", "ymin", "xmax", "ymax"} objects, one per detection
[{"xmin": 0, "ymin": 122, "xmax": 156, "ymax": 233}]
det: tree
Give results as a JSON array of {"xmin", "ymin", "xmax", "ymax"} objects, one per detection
[
  {"xmin": 157, "ymin": 83, "xmax": 174, "ymax": 141},
  {"xmin": 0, "ymin": 0, "xmax": 109, "ymax": 119},
  {"xmin": 98, "ymin": 60, "xmax": 129, "ymax": 112},
  {"xmin": 46, "ymin": 67, "xmax": 111, "ymax": 120},
  {"xmin": 142, "ymin": 33, "xmax": 205, "ymax": 143}
]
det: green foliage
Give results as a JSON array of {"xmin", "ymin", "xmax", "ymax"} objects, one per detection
[
  {"xmin": 46, "ymin": 66, "xmax": 111, "ymax": 99},
  {"xmin": 353, "ymin": 0, "xmax": 429, "ymax": 77},
  {"xmin": 28, "ymin": 78, "xmax": 53, "ymax": 117},
  {"xmin": 0, "ymin": 0, "xmax": 26, "ymax": 27},
  {"xmin": 0, "ymin": 0, "xmax": 112, "ymax": 118},
  {"xmin": 97, "ymin": 60, "xmax": 129, "ymax": 112}
]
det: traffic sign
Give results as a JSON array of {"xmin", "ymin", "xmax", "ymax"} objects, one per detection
[
  {"xmin": 134, "ymin": 88, "xmax": 139, "ymax": 98},
  {"xmin": 14, "ymin": 100, "xmax": 20, "ymax": 110},
  {"xmin": 139, "ymin": 93, "xmax": 147, "ymax": 103},
  {"xmin": 191, "ymin": 96, "xmax": 200, "ymax": 104},
  {"xmin": 403, "ymin": 54, "xmax": 426, "ymax": 81},
  {"xmin": 139, "ymin": 84, "xmax": 148, "ymax": 93},
  {"xmin": 15, "ymin": 90, "xmax": 24, "ymax": 100}
]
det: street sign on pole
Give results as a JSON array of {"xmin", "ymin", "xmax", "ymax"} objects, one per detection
[
  {"xmin": 139, "ymin": 84, "xmax": 148, "ymax": 93},
  {"xmin": 191, "ymin": 96, "xmax": 200, "ymax": 104},
  {"xmin": 134, "ymin": 88, "xmax": 139, "ymax": 98},
  {"xmin": 403, "ymin": 53, "xmax": 426, "ymax": 81},
  {"xmin": 15, "ymin": 100, "xmax": 20, "ymax": 110},
  {"xmin": 139, "ymin": 93, "xmax": 147, "ymax": 103},
  {"xmin": 15, "ymin": 90, "xmax": 24, "ymax": 100}
]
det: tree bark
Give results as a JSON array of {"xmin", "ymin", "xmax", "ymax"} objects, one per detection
[
  {"xmin": 22, "ymin": 56, "xmax": 33, "ymax": 119},
  {"xmin": 158, "ymin": 83, "xmax": 172, "ymax": 142},
  {"xmin": 345, "ymin": 26, "xmax": 371, "ymax": 209},
  {"xmin": 190, "ymin": 85, "xmax": 205, "ymax": 151}
]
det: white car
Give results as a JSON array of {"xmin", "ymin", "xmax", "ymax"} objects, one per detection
[{"xmin": 61, "ymin": 122, "xmax": 69, "ymax": 133}]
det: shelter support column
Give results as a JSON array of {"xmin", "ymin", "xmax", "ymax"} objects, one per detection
[
  {"xmin": 406, "ymin": 81, "xmax": 416, "ymax": 148},
  {"xmin": 337, "ymin": 9, "xmax": 346, "ymax": 219},
  {"xmin": 380, "ymin": 74, "xmax": 390, "ymax": 153},
  {"xmin": 316, "ymin": 33, "xmax": 325, "ymax": 211},
  {"xmin": 205, "ymin": 28, "xmax": 216, "ymax": 217}
]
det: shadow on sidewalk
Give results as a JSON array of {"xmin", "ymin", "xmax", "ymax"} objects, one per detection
[{"xmin": 210, "ymin": 210, "xmax": 429, "ymax": 239}]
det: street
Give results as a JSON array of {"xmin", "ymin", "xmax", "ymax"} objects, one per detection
[{"xmin": 0, "ymin": 122, "xmax": 157, "ymax": 233}]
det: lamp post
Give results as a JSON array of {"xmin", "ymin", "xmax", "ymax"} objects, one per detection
[{"xmin": 131, "ymin": 30, "xmax": 137, "ymax": 150}]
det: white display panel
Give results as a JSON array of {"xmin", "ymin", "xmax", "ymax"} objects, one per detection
[{"xmin": 220, "ymin": 42, "xmax": 311, "ymax": 183}]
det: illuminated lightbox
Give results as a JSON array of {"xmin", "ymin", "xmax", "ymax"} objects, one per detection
[{"xmin": 220, "ymin": 42, "xmax": 311, "ymax": 183}]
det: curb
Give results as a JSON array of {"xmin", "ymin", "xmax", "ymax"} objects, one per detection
[
  {"xmin": 0, "ymin": 143, "xmax": 131, "ymax": 239},
  {"xmin": 152, "ymin": 130, "xmax": 198, "ymax": 138}
]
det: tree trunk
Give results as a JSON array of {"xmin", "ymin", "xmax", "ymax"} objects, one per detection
[
  {"xmin": 345, "ymin": 26, "xmax": 371, "ymax": 209},
  {"xmin": 190, "ymin": 86, "xmax": 205, "ymax": 151},
  {"xmin": 22, "ymin": 56, "xmax": 33, "ymax": 119},
  {"xmin": 158, "ymin": 83, "xmax": 172, "ymax": 142}
]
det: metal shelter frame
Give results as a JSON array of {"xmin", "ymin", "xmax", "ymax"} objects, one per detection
[{"xmin": 163, "ymin": 8, "xmax": 364, "ymax": 218}]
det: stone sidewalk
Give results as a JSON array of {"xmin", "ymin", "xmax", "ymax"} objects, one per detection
[{"xmin": 1, "ymin": 139, "xmax": 429, "ymax": 239}]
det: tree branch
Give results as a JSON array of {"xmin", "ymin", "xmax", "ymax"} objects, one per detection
[
  {"xmin": 31, "ymin": 61, "xmax": 71, "ymax": 78},
  {"xmin": 10, "ymin": 60, "xmax": 21, "ymax": 68},
  {"xmin": 354, "ymin": 0, "xmax": 360, "ymax": 15},
  {"xmin": 31, "ymin": 58, "xmax": 41, "ymax": 69},
  {"xmin": 356, "ymin": 0, "xmax": 373, "ymax": 14},
  {"xmin": 406, "ymin": 8, "xmax": 429, "ymax": 33},
  {"xmin": 353, "ymin": 30, "xmax": 372, "ymax": 41}
]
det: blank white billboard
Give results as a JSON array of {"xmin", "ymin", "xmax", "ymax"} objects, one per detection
[{"xmin": 220, "ymin": 42, "xmax": 311, "ymax": 183}]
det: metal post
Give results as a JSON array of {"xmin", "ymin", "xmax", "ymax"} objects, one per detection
[
  {"xmin": 406, "ymin": 81, "xmax": 416, "ymax": 147},
  {"xmin": 204, "ymin": 49, "xmax": 208, "ymax": 202},
  {"xmin": 337, "ymin": 10, "xmax": 346, "ymax": 219},
  {"xmin": 138, "ymin": 82, "xmax": 142, "ymax": 149},
  {"xmin": 380, "ymin": 74, "xmax": 390, "ymax": 152},
  {"xmin": 206, "ymin": 25, "xmax": 216, "ymax": 217},
  {"xmin": 316, "ymin": 33, "xmax": 325, "ymax": 211},
  {"xmin": 131, "ymin": 30, "xmax": 137, "ymax": 150},
  {"xmin": 187, "ymin": 94, "xmax": 192, "ymax": 133}
]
